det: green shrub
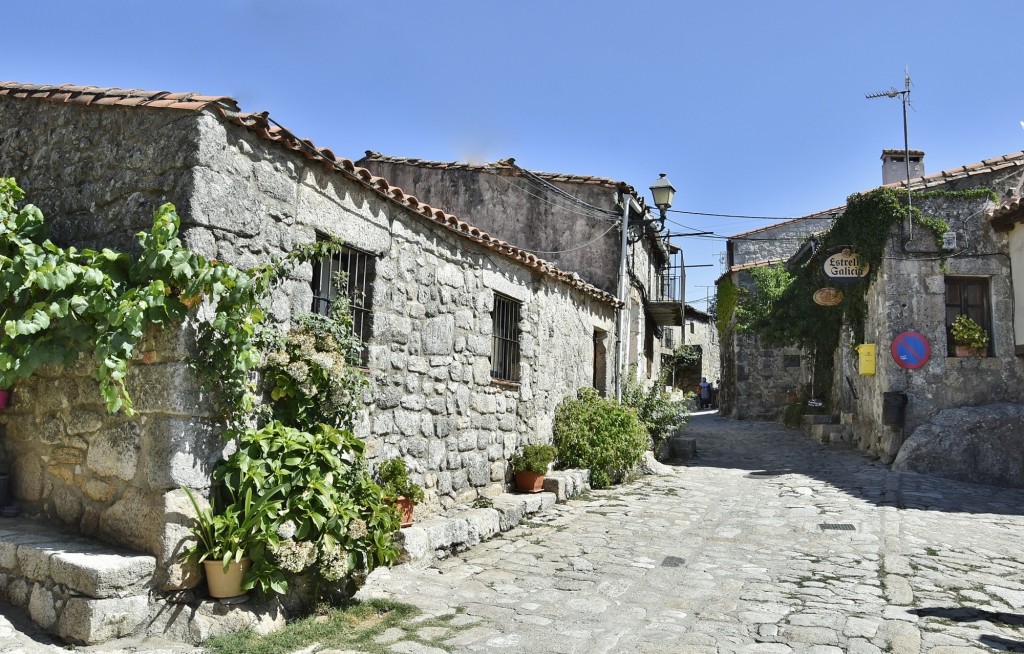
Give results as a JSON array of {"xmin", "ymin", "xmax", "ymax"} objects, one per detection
[
  {"xmin": 510, "ymin": 443, "xmax": 557, "ymax": 474},
  {"xmin": 553, "ymin": 388, "xmax": 647, "ymax": 489},
  {"xmin": 622, "ymin": 375, "xmax": 690, "ymax": 452}
]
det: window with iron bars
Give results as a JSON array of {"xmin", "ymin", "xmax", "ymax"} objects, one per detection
[
  {"xmin": 311, "ymin": 242, "xmax": 375, "ymax": 366},
  {"xmin": 491, "ymin": 293, "xmax": 522, "ymax": 382}
]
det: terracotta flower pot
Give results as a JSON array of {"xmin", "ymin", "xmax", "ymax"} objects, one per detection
[
  {"xmin": 0, "ymin": 390, "xmax": 11, "ymax": 409},
  {"xmin": 514, "ymin": 471, "xmax": 545, "ymax": 493},
  {"xmin": 396, "ymin": 496, "xmax": 414, "ymax": 527},
  {"xmin": 955, "ymin": 345, "xmax": 986, "ymax": 357},
  {"xmin": 203, "ymin": 557, "xmax": 251, "ymax": 598}
]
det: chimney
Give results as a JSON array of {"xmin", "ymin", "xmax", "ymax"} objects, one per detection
[{"xmin": 881, "ymin": 149, "xmax": 925, "ymax": 185}]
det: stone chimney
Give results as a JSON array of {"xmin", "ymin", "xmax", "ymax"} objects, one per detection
[{"xmin": 881, "ymin": 149, "xmax": 925, "ymax": 185}]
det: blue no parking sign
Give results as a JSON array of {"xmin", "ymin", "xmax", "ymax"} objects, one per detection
[{"xmin": 890, "ymin": 331, "xmax": 931, "ymax": 370}]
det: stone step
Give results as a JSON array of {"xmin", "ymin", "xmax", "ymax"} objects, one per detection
[
  {"xmin": 810, "ymin": 423, "xmax": 845, "ymax": 444},
  {"xmin": 395, "ymin": 469, "xmax": 590, "ymax": 563},
  {"xmin": 0, "ymin": 518, "xmax": 155, "ymax": 644}
]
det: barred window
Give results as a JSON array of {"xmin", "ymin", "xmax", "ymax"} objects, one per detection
[
  {"xmin": 491, "ymin": 293, "xmax": 521, "ymax": 382},
  {"xmin": 311, "ymin": 242, "xmax": 375, "ymax": 365}
]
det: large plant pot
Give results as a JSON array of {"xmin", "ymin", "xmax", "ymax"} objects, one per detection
[
  {"xmin": 203, "ymin": 557, "xmax": 251, "ymax": 598},
  {"xmin": 0, "ymin": 390, "xmax": 10, "ymax": 409},
  {"xmin": 514, "ymin": 471, "xmax": 545, "ymax": 493},
  {"xmin": 396, "ymin": 496, "xmax": 414, "ymax": 527},
  {"xmin": 955, "ymin": 345, "xmax": 986, "ymax": 357}
]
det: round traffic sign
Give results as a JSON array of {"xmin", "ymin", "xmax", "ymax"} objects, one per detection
[{"xmin": 891, "ymin": 331, "xmax": 931, "ymax": 370}]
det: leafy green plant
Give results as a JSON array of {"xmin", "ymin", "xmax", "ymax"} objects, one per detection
[
  {"xmin": 622, "ymin": 375, "xmax": 689, "ymax": 452},
  {"xmin": 510, "ymin": 444, "xmax": 557, "ymax": 474},
  {"xmin": 376, "ymin": 458, "xmax": 424, "ymax": 504},
  {"xmin": 215, "ymin": 421, "xmax": 400, "ymax": 595},
  {"xmin": 181, "ymin": 484, "xmax": 285, "ymax": 572},
  {"xmin": 552, "ymin": 388, "xmax": 647, "ymax": 489},
  {"xmin": 950, "ymin": 314, "xmax": 989, "ymax": 348}
]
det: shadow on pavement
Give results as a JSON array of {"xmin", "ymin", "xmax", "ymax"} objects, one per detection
[
  {"xmin": 677, "ymin": 413, "xmax": 1024, "ymax": 517},
  {"xmin": 912, "ymin": 608, "xmax": 1024, "ymax": 652}
]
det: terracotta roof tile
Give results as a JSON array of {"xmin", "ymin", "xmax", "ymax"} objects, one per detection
[
  {"xmin": 987, "ymin": 195, "xmax": 1024, "ymax": 232},
  {"xmin": 0, "ymin": 81, "xmax": 619, "ymax": 306}
]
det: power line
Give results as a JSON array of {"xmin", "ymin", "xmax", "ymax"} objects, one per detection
[{"xmin": 667, "ymin": 208, "xmax": 801, "ymax": 221}]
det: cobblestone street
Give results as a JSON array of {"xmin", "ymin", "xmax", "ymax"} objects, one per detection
[
  {"xmin": 5, "ymin": 413, "xmax": 1024, "ymax": 653},
  {"xmin": 359, "ymin": 413, "xmax": 1024, "ymax": 653}
]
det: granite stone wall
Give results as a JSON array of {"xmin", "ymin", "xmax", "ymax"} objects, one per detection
[
  {"xmin": 845, "ymin": 187, "xmax": 1024, "ymax": 462},
  {"xmin": 0, "ymin": 99, "xmax": 618, "ymax": 579}
]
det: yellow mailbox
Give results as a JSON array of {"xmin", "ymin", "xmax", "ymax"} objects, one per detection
[{"xmin": 856, "ymin": 344, "xmax": 876, "ymax": 376}]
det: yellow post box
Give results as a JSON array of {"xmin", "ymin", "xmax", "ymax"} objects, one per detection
[{"xmin": 856, "ymin": 344, "xmax": 876, "ymax": 376}]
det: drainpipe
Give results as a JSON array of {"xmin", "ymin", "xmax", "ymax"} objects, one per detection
[{"xmin": 615, "ymin": 192, "xmax": 642, "ymax": 403}]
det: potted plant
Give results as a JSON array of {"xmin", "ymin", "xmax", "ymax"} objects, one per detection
[
  {"xmin": 510, "ymin": 443, "xmax": 557, "ymax": 493},
  {"xmin": 951, "ymin": 314, "xmax": 989, "ymax": 357},
  {"xmin": 181, "ymin": 485, "xmax": 283, "ymax": 599},
  {"xmin": 378, "ymin": 458, "xmax": 424, "ymax": 527}
]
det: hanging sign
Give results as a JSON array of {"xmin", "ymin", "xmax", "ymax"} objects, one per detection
[
  {"xmin": 890, "ymin": 331, "xmax": 931, "ymax": 370},
  {"xmin": 821, "ymin": 246, "xmax": 870, "ymax": 284},
  {"xmin": 812, "ymin": 287, "xmax": 844, "ymax": 306}
]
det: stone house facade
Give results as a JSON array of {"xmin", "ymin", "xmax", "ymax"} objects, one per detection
[
  {"xmin": 841, "ymin": 153, "xmax": 1024, "ymax": 463},
  {"xmin": 719, "ymin": 146, "xmax": 1024, "ymax": 477},
  {"xmin": 0, "ymin": 83, "xmax": 619, "ymax": 590},
  {"xmin": 356, "ymin": 153, "xmax": 686, "ymax": 392},
  {"xmin": 717, "ymin": 210, "xmax": 836, "ymax": 419}
]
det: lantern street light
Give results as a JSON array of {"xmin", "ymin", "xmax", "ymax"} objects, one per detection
[{"xmin": 649, "ymin": 173, "xmax": 676, "ymax": 226}]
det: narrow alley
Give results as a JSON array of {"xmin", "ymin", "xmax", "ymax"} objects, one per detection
[{"xmin": 357, "ymin": 414, "xmax": 1024, "ymax": 653}]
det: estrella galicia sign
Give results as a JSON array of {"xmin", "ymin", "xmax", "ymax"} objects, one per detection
[{"xmin": 821, "ymin": 245, "xmax": 869, "ymax": 284}]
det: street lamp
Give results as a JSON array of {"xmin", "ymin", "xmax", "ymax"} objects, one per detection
[
  {"xmin": 650, "ymin": 173, "xmax": 676, "ymax": 213},
  {"xmin": 649, "ymin": 173, "xmax": 676, "ymax": 229}
]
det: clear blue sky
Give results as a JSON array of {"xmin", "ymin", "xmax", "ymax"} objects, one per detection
[{"xmin": 5, "ymin": 1, "xmax": 1024, "ymax": 309}]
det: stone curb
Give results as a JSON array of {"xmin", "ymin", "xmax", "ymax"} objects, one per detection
[{"xmin": 395, "ymin": 469, "xmax": 590, "ymax": 564}]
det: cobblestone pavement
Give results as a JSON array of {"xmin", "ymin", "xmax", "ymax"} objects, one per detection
[
  {"xmin": 6, "ymin": 413, "xmax": 1024, "ymax": 653},
  {"xmin": 359, "ymin": 413, "xmax": 1024, "ymax": 653}
]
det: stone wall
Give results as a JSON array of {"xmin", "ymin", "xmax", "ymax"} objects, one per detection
[
  {"xmin": 845, "ymin": 187, "xmax": 1024, "ymax": 462},
  {"xmin": 189, "ymin": 116, "xmax": 617, "ymax": 513},
  {"xmin": 729, "ymin": 215, "xmax": 835, "ymax": 268},
  {"xmin": 0, "ymin": 325, "xmax": 223, "ymax": 590},
  {"xmin": 0, "ymin": 98, "xmax": 618, "ymax": 574},
  {"xmin": 718, "ymin": 269, "xmax": 811, "ymax": 420}
]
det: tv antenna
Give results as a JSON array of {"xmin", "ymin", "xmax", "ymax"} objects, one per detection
[{"xmin": 866, "ymin": 67, "xmax": 914, "ymax": 240}]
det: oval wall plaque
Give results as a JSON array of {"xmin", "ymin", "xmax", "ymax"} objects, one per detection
[
  {"xmin": 812, "ymin": 287, "xmax": 844, "ymax": 306},
  {"xmin": 821, "ymin": 246, "xmax": 869, "ymax": 284}
]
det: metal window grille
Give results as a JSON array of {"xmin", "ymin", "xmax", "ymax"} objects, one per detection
[
  {"xmin": 311, "ymin": 243, "xmax": 375, "ymax": 366},
  {"xmin": 944, "ymin": 277, "xmax": 991, "ymax": 356},
  {"xmin": 491, "ymin": 294, "xmax": 521, "ymax": 382}
]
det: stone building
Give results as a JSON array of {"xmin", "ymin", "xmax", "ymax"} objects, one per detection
[
  {"xmin": 842, "ymin": 152, "xmax": 1024, "ymax": 465},
  {"xmin": 719, "ymin": 145, "xmax": 1024, "ymax": 484},
  {"xmin": 356, "ymin": 153, "xmax": 686, "ymax": 392},
  {"xmin": 0, "ymin": 82, "xmax": 620, "ymax": 635},
  {"xmin": 717, "ymin": 209, "xmax": 836, "ymax": 419}
]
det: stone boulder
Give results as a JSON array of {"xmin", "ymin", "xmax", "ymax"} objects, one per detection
[{"xmin": 892, "ymin": 403, "xmax": 1024, "ymax": 488}]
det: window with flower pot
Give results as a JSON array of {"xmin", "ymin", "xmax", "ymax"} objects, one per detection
[
  {"xmin": 312, "ymin": 240, "xmax": 375, "ymax": 365},
  {"xmin": 944, "ymin": 277, "xmax": 992, "ymax": 356}
]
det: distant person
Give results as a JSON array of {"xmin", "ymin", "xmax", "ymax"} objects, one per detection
[
  {"xmin": 698, "ymin": 377, "xmax": 711, "ymax": 409},
  {"xmin": 711, "ymin": 380, "xmax": 719, "ymax": 409}
]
